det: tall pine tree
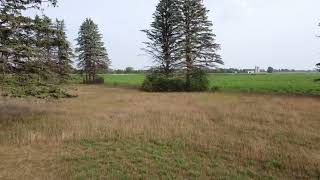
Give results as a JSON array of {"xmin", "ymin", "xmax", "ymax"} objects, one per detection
[
  {"xmin": 0, "ymin": 0, "xmax": 57, "ymax": 79},
  {"xmin": 177, "ymin": 0, "xmax": 222, "ymax": 88},
  {"xmin": 76, "ymin": 18, "xmax": 110, "ymax": 83},
  {"xmin": 142, "ymin": 0, "xmax": 181, "ymax": 76},
  {"xmin": 54, "ymin": 19, "xmax": 74, "ymax": 81},
  {"xmin": 0, "ymin": 0, "xmax": 76, "ymax": 98}
]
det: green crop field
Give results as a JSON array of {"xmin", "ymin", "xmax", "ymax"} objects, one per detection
[
  {"xmin": 90, "ymin": 73, "xmax": 320, "ymax": 96},
  {"xmin": 209, "ymin": 73, "xmax": 320, "ymax": 96},
  {"xmin": 70, "ymin": 73, "xmax": 320, "ymax": 95}
]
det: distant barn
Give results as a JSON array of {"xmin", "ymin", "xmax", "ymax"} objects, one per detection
[{"xmin": 247, "ymin": 66, "xmax": 260, "ymax": 74}]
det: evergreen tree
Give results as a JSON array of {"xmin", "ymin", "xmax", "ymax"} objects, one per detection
[
  {"xmin": 316, "ymin": 63, "xmax": 320, "ymax": 72},
  {"xmin": 34, "ymin": 15, "xmax": 57, "ymax": 81},
  {"xmin": 54, "ymin": 19, "xmax": 74, "ymax": 81},
  {"xmin": 76, "ymin": 18, "xmax": 110, "ymax": 83},
  {"xmin": 0, "ymin": 1, "xmax": 76, "ymax": 98},
  {"xmin": 177, "ymin": 0, "xmax": 223, "ymax": 89},
  {"xmin": 0, "ymin": 0, "xmax": 57, "ymax": 79},
  {"xmin": 142, "ymin": 0, "xmax": 181, "ymax": 76},
  {"xmin": 0, "ymin": 0, "xmax": 57, "ymax": 12}
]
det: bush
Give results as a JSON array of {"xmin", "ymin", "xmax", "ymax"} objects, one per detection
[
  {"xmin": 83, "ymin": 76, "xmax": 104, "ymax": 84},
  {"xmin": 189, "ymin": 69, "xmax": 210, "ymax": 92},
  {"xmin": 141, "ymin": 74, "xmax": 185, "ymax": 92},
  {"xmin": 142, "ymin": 69, "xmax": 210, "ymax": 92},
  {"xmin": 211, "ymin": 86, "xmax": 220, "ymax": 92},
  {"xmin": 0, "ymin": 76, "xmax": 77, "ymax": 99}
]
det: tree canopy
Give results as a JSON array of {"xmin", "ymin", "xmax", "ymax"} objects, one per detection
[
  {"xmin": 267, "ymin": 67, "xmax": 274, "ymax": 73},
  {"xmin": 0, "ymin": 0, "xmax": 75, "ymax": 98},
  {"xmin": 142, "ymin": 0, "xmax": 181, "ymax": 76},
  {"xmin": 142, "ymin": 0, "xmax": 223, "ymax": 91}
]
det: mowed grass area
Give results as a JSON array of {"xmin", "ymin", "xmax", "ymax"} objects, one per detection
[
  {"xmin": 0, "ymin": 85, "xmax": 319, "ymax": 179},
  {"xmin": 93, "ymin": 73, "xmax": 320, "ymax": 96}
]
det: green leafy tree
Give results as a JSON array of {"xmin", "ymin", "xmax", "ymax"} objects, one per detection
[
  {"xmin": 125, "ymin": 67, "xmax": 135, "ymax": 74},
  {"xmin": 76, "ymin": 18, "xmax": 110, "ymax": 83},
  {"xmin": 316, "ymin": 63, "xmax": 320, "ymax": 72},
  {"xmin": 177, "ymin": 0, "xmax": 222, "ymax": 89},
  {"xmin": 267, "ymin": 67, "xmax": 274, "ymax": 73},
  {"xmin": 142, "ymin": 0, "xmax": 181, "ymax": 76}
]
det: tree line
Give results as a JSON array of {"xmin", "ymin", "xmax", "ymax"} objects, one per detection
[{"xmin": 0, "ymin": 0, "xmax": 110, "ymax": 97}]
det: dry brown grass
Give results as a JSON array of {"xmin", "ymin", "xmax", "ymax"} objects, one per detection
[{"xmin": 0, "ymin": 85, "xmax": 319, "ymax": 179}]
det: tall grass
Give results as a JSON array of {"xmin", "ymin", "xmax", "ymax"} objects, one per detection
[{"xmin": 0, "ymin": 86, "xmax": 319, "ymax": 179}]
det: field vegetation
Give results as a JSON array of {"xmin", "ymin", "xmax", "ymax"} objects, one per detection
[
  {"xmin": 0, "ymin": 85, "xmax": 319, "ymax": 179},
  {"xmin": 1, "ymin": 0, "xmax": 320, "ymax": 179},
  {"xmin": 71, "ymin": 73, "xmax": 320, "ymax": 96}
]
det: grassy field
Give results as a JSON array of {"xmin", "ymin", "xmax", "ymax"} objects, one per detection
[
  {"xmin": 0, "ymin": 85, "xmax": 319, "ymax": 179},
  {"xmin": 89, "ymin": 73, "xmax": 320, "ymax": 96}
]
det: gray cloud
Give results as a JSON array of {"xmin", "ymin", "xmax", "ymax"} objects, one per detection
[{"xmin": 37, "ymin": 0, "xmax": 320, "ymax": 70}]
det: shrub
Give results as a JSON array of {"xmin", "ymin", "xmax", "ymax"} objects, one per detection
[
  {"xmin": 189, "ymin": 69, "xmax": 210, "ymax": 92},
  {"xmin": 0, "ymin": 76, "xmax": 77, "ymax": 99},
  {"xmin": 211, "ymin": 86, "xmax": 220, "ymax": 92},
  {"xmin": 142, "ymin": 69, "xmax": 210, "ymax": 92},
  {"xmin": 141, "ymin": 74, "xmax": 185, "ymax": 92},
  {"xmin": 83, "ymin": 76, "xmax": 104, "ymax": 84}
]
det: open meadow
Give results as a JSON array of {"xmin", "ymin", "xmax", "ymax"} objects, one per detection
[
  {"xmin": 2, "ymin": 0, "xmax": 320, "ymax": 179},
  {"xmin": 0, "ymin": 85, "xmax": 319, "ymax": 179},
  {"xmin": 72, "ymin": 73, "xmax": 320, "ymax": 96}
]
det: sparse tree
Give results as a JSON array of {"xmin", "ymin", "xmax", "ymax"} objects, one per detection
[
  {"xmin": 76, "ymin": 18, "xmax": 110, "ymax": 83},
  {"xmin": 142, "ymin": 0, "xmax": 181, "ymax": 76},
  {"xmin": 176, "ymin": 0, "xmax": 222, "ymax": 89},
  {"xmin": 267, "ymin": 67, "xmax": 274, "ymax": 73}
]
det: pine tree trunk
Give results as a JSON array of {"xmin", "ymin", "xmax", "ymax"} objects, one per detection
[
  {"xmin": 1, "ymin": 53, "xmax": 3, "ymax": 74},
  {"xmin": 93, "ymin": 62, "xmax": 96, "ymax": 81},
  {"xmin": 185, "ymin": 17, "xmax": 192, "ymax": 91},
  {"xmin": 85, "ymin": 70, "xmax": 88, "ymax": 83},
  {"xmin": 0, "ymin": 53, "xmax": 5, "ymax": 82}
]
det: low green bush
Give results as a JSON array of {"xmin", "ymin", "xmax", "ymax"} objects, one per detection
[
  {"xmin": 83, "ymin": 76, "xmax": 104, "ymax": 84},
  {"xmin": 142, "ymin": 69, "xmax": 210, "ymax": 92},
  {"xmin": 141, "ymin": 74, "xmax": 185, "ymax": 92},
  {"xmin": 211, "ymin": 86, "xmax": 220, "ymax": 92},
  {"xmin": 1, "ymin": 76, "xmax": 77, "ymax": 99},
  {"xmin": 189, "ymin": 69, "xmax": 210, "ymax": 92}
]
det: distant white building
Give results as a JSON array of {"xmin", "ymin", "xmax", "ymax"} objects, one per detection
[
  {"xmin": 255, "ymin": 66, "xmax": 260, "ymax": 73},
  {"xmin": 247, "ymin": 66, "xmax": 260, "ymax": 74}
]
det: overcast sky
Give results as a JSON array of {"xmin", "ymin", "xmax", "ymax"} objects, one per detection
[{"xmin": 36, "ymin": 0, "xmax": 320, "ymax": 70}]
